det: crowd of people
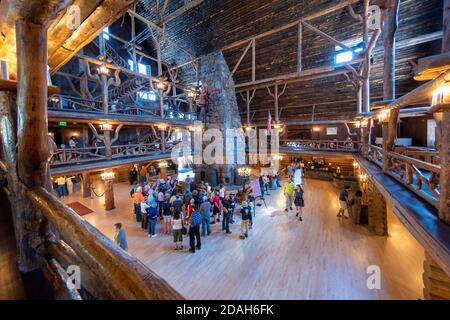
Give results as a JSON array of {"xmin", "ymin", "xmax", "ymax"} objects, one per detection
[{"xmin": 116, "ymin": 167, "xmax": 258, "ymax": 253}]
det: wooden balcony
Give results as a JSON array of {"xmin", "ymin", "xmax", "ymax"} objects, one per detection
[
  {"xmin": 49, "ymin": 142, "xmax": 185, "ymax": 175},
  {"xmin": 48, "ymin": 95, "xmax": 198, "ymax": 126}
]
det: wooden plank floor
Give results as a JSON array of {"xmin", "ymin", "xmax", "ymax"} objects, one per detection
[{"xmin": 63, "ymin": 178, "xmax": 426, "ymax": 300}]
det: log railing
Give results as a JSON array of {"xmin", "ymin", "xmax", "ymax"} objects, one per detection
[
  {"xmin": 282, "ymin": 139, "xmax": 359, "ymax": 152},
  {"xmin": 367, "ymin": 144, "xmax": 441, "ymax": 208},
  {"xmin": 48, "ymin": 95, "xmax": 198, "ymax": 120},
  {"xmin": 50, "ymin": 142, "xmax": 179, "ymax": 166},
  {"xmin": 28, "ymin": 186, "xmax": 183, "ymax": 299}
]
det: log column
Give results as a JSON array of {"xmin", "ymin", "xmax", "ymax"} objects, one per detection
[
  {"xmin": 367, "ymin": 179, "xmax": 388, "ymax": 236},
  {"xmin": 102, "ymin": 170, "xmax": 115, "ymax": 211},
  {"xmin": 15, "ymin": 20, "xmax": 54, "ymax": 271},
  {"xmin": 82, "ymin": 171, "xmax": 91, "ymax": 198},
  {"xmin": 382, "ymin": 0, "xmax": 401, "ymax": 158},
  {"xmin": 423, "ymin": 252, "xmax": 450, "ymax": 300},
  {"xmin": 434, "ymin": 111, "xmax": 450, "ymax": 223}
]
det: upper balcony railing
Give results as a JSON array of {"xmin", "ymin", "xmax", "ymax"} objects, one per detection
[
  {"xmin": 48, "ymin": 95, "xmax": 198, "ymax": 121},
  {"xmin": 367, "ymin": 144, "xmax": 441, "ymax": 208},
  {"xmin": 50, "ymin": 141, "xmax": 180, "ymax": 167},
  {"xmin": 281, "ymin": 139, "xmax": 359, "ymax": 152}
]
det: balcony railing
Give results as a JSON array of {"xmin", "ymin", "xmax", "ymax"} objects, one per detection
[
  {"xmin": 368, "ymin": 144, "xmax": 441, "ymax": 208},
  {"xmin": 281, "ymin": 139, "xmax": 359, "ymax": 152},
  {"xmin": 48, "ymin": 95, "xmax": 198, "ymax": 121},
  {"xmin": 50, "ymin": 141, "xmax": 180, "ymax": 166}
]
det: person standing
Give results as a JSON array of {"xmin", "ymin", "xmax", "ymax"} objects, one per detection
[
  {"xmin": 240, "ymin": 201, "xmax": 250, "ymax": 239},
  {"xmin": 129, "ymin": 166, "xmax": 138, "ymax": 185},
  {"xmin": 337, "ymin": 185, "xmax": 350, "ymax": 219},
  {"xmin": 147, "ymin": 203, "xmax": 159, "ymax": 238},
  {"xmin": 200, "ymin": 196, "xmax": 212, "ymax": 237},
  {"xmin": 189, "ymin": 206, "xmax": 202, "ymax": 253},
  {"xmin": 171, "ymin": 210, "xmax": 184, "ymax": 250},
  {"xmin": 139, "ymin": 166, "xmax": 147, "ymax": 185},
  {"xmin": 184, "ymin": 174, "xmax": 192, "ymax": 192},
  {"xmin": 114, "ymin": 223, "xmax": 128, "ymax": 251},
  {"xmin": 222, "ymin": 194, "xmax": 232, "ymax": 234},
  {"xmin": 229, "ymin": 194, "xmax": 236, "ymax": 224},
  {"xmin": 162, "ymin": 196, "xmax": 172, "ymax": 235},
  {"xmin": 287, "ymin": 163, "xmax": 294, "ymax": 178},
  {"xmin": 211, "ymin": 191, "xmax": 221, "ymax": 223},
  {"xmin": 294, "ymin": 184, "xmax": 305, "ymax": 221},
  {"xmin": 55, "ymin": 176, "xmax": 66, "ymax": 198},
  {"xmin": 284, "ymin": 178, "xmax": 295, "ymax": 212},
  {"xmin": 141, "ymin": 198, "xmax": 149, "ymax": 230},
  {"xmin": 133, "ymin": 186, "xmax": 144, "ymax": 222}
]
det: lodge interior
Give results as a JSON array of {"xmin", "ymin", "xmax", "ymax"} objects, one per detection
[{"xmin": 0, "ymin": 0, "xmax": 450, "ymax": 300}]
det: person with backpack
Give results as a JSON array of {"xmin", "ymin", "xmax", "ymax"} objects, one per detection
[
  {"xmin": 240, "ymin": 201, "xmax": 251, "ymax": 239},
  {"xmin": 189, "ymin": 205, "xmax": 202, "ymax": 253},
  {"xmin": 147, "ymin": 202, "xmax": 159, "ymax": 238},
  {"xmin": 294, "ymin": 184, "xmax": 305, "ymax": 221},
  {"xmin": 171, "ymin": 210, "xmax": 184, "ymax": 250}
]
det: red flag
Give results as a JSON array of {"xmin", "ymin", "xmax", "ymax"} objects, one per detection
[{"xmin": 267, "ymin": 111, "xmax": 272, "ymax": 134}]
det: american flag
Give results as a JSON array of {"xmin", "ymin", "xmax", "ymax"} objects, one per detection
[{"xmin": 267, "ymin": 111, "xmax": 272, "ymax": 134}]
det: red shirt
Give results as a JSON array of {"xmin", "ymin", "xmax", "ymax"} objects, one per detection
[{"xmin": 213, "ymin": 195, "xmax": 221, "ymax": 207}]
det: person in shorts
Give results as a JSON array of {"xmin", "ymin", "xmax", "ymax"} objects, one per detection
[
  {"xmin": 337, "ymin": 185, "xmax": 350, "ymax": 219},
  {"xmin": 171, "ymin": 210, "xmax": 184, "ymax": 250}
]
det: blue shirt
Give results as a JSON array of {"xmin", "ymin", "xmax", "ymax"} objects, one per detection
[
  {"xmin": 191, "ymin": 211, "xmax": 202, "ymax": 227},
  {"xmin": 114, "ymin": 229, "xmax": 128, "ymax": 250},
  {"xmin": 147, "ymin": 207, "xmax": 158, "ymax": 220}
]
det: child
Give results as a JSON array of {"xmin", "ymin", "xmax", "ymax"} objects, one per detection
[{"xmin": 240, "ymin": 201, "xmax": 250, "ymax": 239}]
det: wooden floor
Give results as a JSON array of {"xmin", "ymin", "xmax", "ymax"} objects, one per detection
[{"xmin": 63, "ymin": 178, "xmax": 426, "ymax": 300}]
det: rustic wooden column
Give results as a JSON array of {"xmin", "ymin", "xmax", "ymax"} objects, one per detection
[
  {"xmin": 361, "ymin": 122, "xmax": 370, "ymax": 158},
  {"xmin": 367, "ymin": 179, "xmax": 388, "ymax": 236},
  {"xmin": 362, "ymin": 0, "xmax": 371, "ymax": 113},
  {"xmin": 434, "ymin": 111, "xmax": 450, "ymax": 223},
  {"xmin": 423, "ymin": 252, "xmax": 450, "ymax": 299},
  {"xmin": 381, "ymin": 119, "xmax": 390, "ymax": 172},
  {"xmin": 82, "ymin": 171, "xmax": 91, "ymax": 198},
  {"xmin": 103, "ymin": 170, "xmax": 115, "ymax": 211},
  {"xmin": 383, "ymin": 0, "xmax": 401, "ymax": 156},
  {"xmin": 103, "ymin": 129, "xmax": 112, "ymax": 160},
  {"xmin": 161, "ymin": 129, "xmax": 166, "ymax": 152},
  {"xmin": 443, "ymin": 0, "xmax": 450, "ymax": 52}
]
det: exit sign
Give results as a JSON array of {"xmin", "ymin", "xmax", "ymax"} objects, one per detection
[{"xmin": 58, "ymin": 121, "xmax": 67, "ymax": 126}]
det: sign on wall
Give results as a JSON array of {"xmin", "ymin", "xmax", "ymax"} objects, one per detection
[{"xmin": 326, "ymin": 127, "xmax": 338, "ymax": 135}]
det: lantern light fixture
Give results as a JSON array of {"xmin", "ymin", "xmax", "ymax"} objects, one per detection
[
  {"xmin": 377, "ymin": 109, "xmax": 390, "ymax": 123},
  {"xmin": 98, "ymin": 64, "xmax": 109, "ymax": 76},
  {"xmin": 157, "ymin": 123, "xmax": 167, "ymax": 131},
  {"xmin": 159, "ymin": 161, "xmax": 169, "ymax": 168},
  {"xmin": 432, "ymin": 82, "xmax": 450, "ymax": 106},
  {"xmin": 100, "ymin": 123, "xmax": 113, "ymax": 131},
  {"xmin": 156, "ymin": 81, "xmax": 166, "ymax": 90},
  {"xmin": 361, "ymin": 119, "xmax": 369, "ymax": 128},
  {"xmin": 237, "ymin": 166, "xmax": 251, "ymax": 177},
  {"xmin": 101, "ymin": 171, "xmax": 115, "ymax": 181}
]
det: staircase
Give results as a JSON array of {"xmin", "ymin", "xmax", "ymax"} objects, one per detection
[
  {"xmin": 109, "ymin": 77, "xmax": 147, "ymax": 102},
  {"xmin": 92, "ymin": 38, "xmax": 129, "ymax": 70}
]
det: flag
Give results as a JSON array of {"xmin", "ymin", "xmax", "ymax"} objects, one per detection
[{"xmin": 267, "ymin": 111, "xmax": 272, "ymax": 134}]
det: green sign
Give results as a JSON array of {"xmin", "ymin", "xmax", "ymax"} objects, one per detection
[{"xmin": 58, "ymin": 121, "xmax": 67, "ymax": 127}]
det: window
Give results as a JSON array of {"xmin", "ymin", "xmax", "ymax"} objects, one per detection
[
  {"xmin": 138, "ymin": 91, "xmax": 157, "ymax": 101},
  {"xmin": 103, "ymin": 27, "xmax": 110, "ymax": 40},
  {"xmin": 127, "ymin": 59, "xmax": 150, "ymax": 75},
  {"xmin": 335, "ymin": 50, "xmax": 353, "ymax": 64}
]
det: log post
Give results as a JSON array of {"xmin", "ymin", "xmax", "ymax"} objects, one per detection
[
  {"xmin": 367, "ymin": 179, "xmax": 388, "ymax": 236},
  {"xmin": 161, "ymin": 129, "xmax": 166, "ymax": 152},
  {"xmin": 15, "ymin": 20, "xmax": 54, "ymax": 271},
  {"xmin": 103, "ymin": 129, "xmax": 112, "ymax": 160},
  {"xmin": 361, "ymin": 123, "xmax": 370, "ymax": 158},
  {"xmin": 443, "ymin": 0, "xmax": 450, "ymax": 53},
  {"xmin": 383, "ymin": 0, "xmax": 401, "ymax": 155},
  {"xmin": 381, "ymin": 122, "xmax": 389, "ymax": 171},
  {"xmin": 423, "ymin": 252, "xmax": 450, "ymax": 299},
  {"xmin": 102, "ymin": 170, "xmax": 115, "ymax": 211},
  {"xmin": 82, "ymin": 171, "xmax": 91, "ymax": 198}
]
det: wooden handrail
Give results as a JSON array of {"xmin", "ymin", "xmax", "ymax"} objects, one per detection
[
  {"xmin": 27, "ymin": 187, "xmax": 183, "ymax": 300},
  {"xmin": 387, "ymin": 151, "xmax": 441, "ymax": 173}
]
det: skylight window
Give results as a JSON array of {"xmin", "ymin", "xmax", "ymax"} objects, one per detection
[
  {"xmin": 138, "ymin": 91, "xmax": 157, "ymax": 101},
  {"xmin": 335, "ymin": 50, "xmax": 353, "ymax": 64},
  {"xmin": 128, "ymin": 59, "xmax": 150, "ymax": 75},
  {"xmin": 103, "ymin": 27, "xmax": 110, "ymax": 40}
]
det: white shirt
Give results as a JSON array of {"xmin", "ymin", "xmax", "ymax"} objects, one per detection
[
  {"xmin": 219, "ymin": 188, "xmax": 225, "ymax": 198},
  {"xmin": 172, "ymin": 218, "xmax": 183, "ymax": 230},
  {"xmin": 141, "ymin": 202, "xmax": 149, "ymax": 214}
]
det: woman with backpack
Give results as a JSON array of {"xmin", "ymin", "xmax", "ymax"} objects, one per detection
[
  {"xmin": 294, "ymin": 184, "xmax": 305, "ymax": 221},
  {"xmin": 171, "ymin": 210, "xmax": 184, "ymax": 250}
]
